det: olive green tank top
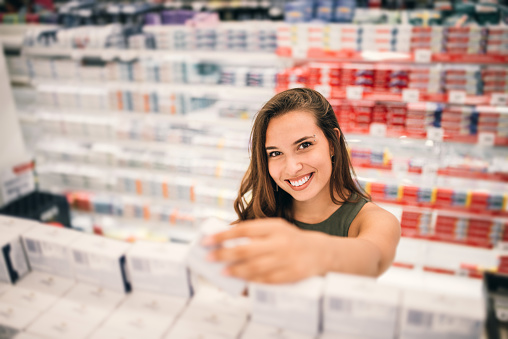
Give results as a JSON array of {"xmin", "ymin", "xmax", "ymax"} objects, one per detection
[{"xmin": 293, "ymin": 196, "xmax": 368, "ymax": 237}]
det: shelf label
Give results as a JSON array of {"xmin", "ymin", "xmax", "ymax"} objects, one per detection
[
  {"xmin": 0, "ymin": 162, "xmax": 35, "ymax": 207},
  {"xmin": 422, "ymin": 163, "xmax": 439, "ymax": 181},
  {"xmin": 101, "ymin": 50, "xmax": 116, "ymax": 61},
  {"xmin": 70, "ymin": 50, "xmax": 82, "ymax": 60},
  {"xmin": 402, "ymin": 89, "xmax": 420, "ymax": 103},
  {"xmin": 448, "ymin": 91, "xmax": 466, "ymax": 104},
  {"xmin": 369, "ymin": 123, "xmax": 387, "ymax": 137},
  {"xmin": 392, "ymin": 159, "xmax": 409, "ymax": 174},
  {"xmin": 346, "ymin": 86, "xmax": 363, "ymax": 100},
  {"xmin": 478, "ymin": 132, "xmax": 496, "ymax": 147},
  {"xmin": 414, "ymin": 49, "xmax": 432, "ymax": 63},
  {"xmin": 292, "ymin": 46, "xmax": 307, "ymax": 59},
  {"xmin": 490, "ymin": 93, "xmax": 508, "ymax": 106},
  {"xmin": 314, "ymin": 85, "xmax": 331, "ymax": 98},
  {"xmin": 426, "ymin": 127, "xmax": 444, "ymax": 142}
]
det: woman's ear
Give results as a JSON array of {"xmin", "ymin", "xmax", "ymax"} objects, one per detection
[{"xmin": 334, "ymin": 127, "xmax": 341, "ymax": 139}]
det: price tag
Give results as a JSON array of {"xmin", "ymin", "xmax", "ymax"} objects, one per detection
[
  {"xmin": 79, "ymin": 9, "xmax": 91, "ymax": 17},
  {"xmin": 346, "ymin": 86, "xmax": 363, "ymax": 100},
  {"xmin": 490, "ymin": 93, "xmax": 508, "ymax": 106},
  {"xmin": 369, "ymin": 123, "xmax": 387, "ymax": 137},
  {"xmin": 402, "ymin": 89, "xmax": 420, "ymax": 103},
  {"xmin": 107, "ymin": 5, "xmax": 120, "ymax": 14},
  {"xmin": 122, "ymin": 5, "xmax": 137, "ymax": 14},
  {"xmin": 70, "ymin": 50, "xmax": 82, "ymax": 60},
  {"xmin": 314, "ymin": 85, "xmax": 331, "ymax": 98},
  {"xmin": 478, "ymin": 132, "xmax": 496, "ymax": 147},
  {"xmin": 101, "ymin": 50, "xmax": 115, "ymax": 61},
  {"xmin": 498, "ymin": 241, "xmax": 508, "ymax": 252},
  {"xmin": 448, "ymin": 91, "xmax": 466, "ymax": 104},
  {"xmin": 414, "ymin": 49, "xmax": 432, "ymax": 63},
  {"xmin": 426, "ymin": 127, "xmax": 444, "ymax": 142},
  {"xmin": 422, "ymin": 163, "xmax": 439, "ymax": 180},
  {"xmin": 392, "ymin": 160, "xmax": 409, "ymax": 174}
]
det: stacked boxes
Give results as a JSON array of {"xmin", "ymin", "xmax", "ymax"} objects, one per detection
[
  {"xmin": 486, "ymin": 26, "xmax": 508, "ymax": 54},
  {"xmin": 443, "ymin": 65, "xmax": 482, "ymax": 95},
  {"xmin": 410, "ymin": 26, "xmax": 444, "ymax": 53},
  {"xmin": 443, "ymin": 27, "xmax": 487, "ymax": 55}
]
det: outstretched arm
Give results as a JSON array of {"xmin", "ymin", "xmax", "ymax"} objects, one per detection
[{"xmin": 204, "ymin": 204, "xmax": 400, "ymax": 283}]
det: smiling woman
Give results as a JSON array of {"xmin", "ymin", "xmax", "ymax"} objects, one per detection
[{"xmin": 203, "ymin": 88, "xmax": 401, "ymax": 284}]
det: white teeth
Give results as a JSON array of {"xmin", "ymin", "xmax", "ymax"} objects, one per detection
[{"xmin": 289, "ymin": 174, "xmax": 311, "ymax": 187}]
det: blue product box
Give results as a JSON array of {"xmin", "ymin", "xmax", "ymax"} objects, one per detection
[
  {"xmin": 316, "ymin": 0, "xmax": 335, "ymax": 22},
  {"xmin": 334, "ymin": 0, "xmax": 355, "ymax": 23}
]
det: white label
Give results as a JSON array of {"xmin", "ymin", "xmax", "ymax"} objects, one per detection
[
  {"xmin": 426, "ymin": 127, "xmax": 444, "ymax": 142},
  {"xmin": 101, "ymin": 50, "xmax": 116, "ymax": 61},
  {"xmin": 122, "ymin": 5, "xmax": 136, "ymax": 13},
  {"xmin": 478, "ymin": 132, "xmax": 496, "ymax": 147},
  {"xmin": 402, "ymin": 89, "xmax": 420, "ymax": 103},
  {"xmin": 448, "ymin": 91, "xmax": 466, "ymax": 104},
  {"xmin": 392, "ymin": 160, "xmax": 409, "ymax": 174},
  {"xmin": 314, "ymin": 85, "xmax": 331, "ymax": 98},
  {"xmin": 131, "ymin": 258, "xmax": 151, "ymax": 273},
  {"xmin": 414, "ymin": 49, "xmax": 432, "ymax": 63},
  {"xmin": 497, "ymin": 241, "xmax": 508, "ymax": 252},
  {"xmin": 369, "ymin": 123, "xmax": 387, "ymax": 137},
  {"xmin": 0, "ymin": 165, "xmax": 35, "ymax": 207},
  {"xmin": 490, "ymin": 93, "xmax": 508, "ymax": 106},
  {"xmin": 422, "ymin": 163, "xmax": 439, "ymax": 179},
  {"xmin": 70, "ymin": 50, "xmax": 82, "ymax": 60},
  {"xmin": 346, "ymin": 86, "xmax": 363, "ymax": 100}
]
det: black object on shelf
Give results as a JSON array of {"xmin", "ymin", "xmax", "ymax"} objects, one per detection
[
  {"xmin": 0, "ymin": 191, "xmax": 71, "ymax": 227},
  {"xmin": 484, "ymin": 271, "xmax": 508, "ymax": 339}
]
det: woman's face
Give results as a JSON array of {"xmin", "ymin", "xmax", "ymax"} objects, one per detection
[{"xmin": 265, "ymin": 110, "xmax": 334, "ymax": 204}]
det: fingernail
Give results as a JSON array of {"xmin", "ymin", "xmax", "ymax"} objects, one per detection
[{"xmin": 222, "ymin": 268, "xmax": 231, "ymax": 276}]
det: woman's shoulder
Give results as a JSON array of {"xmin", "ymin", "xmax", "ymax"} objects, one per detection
[{"xmin": 348, "ymin": 202, "xmax": 400, "ymax": 237}]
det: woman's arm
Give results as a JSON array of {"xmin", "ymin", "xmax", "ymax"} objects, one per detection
[{"xmin": 204, "ymin": 205, "xmax": 400, "ymax": 283}]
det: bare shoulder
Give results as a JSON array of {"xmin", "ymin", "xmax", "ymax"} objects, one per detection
[{"xmin": 348, "ymin": 202, "xmax": 400, "ymax": 237}]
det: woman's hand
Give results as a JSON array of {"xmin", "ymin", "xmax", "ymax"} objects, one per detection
[{"xmin": 203, "ymin": 218, "xmax": 332, "ymax": 284}]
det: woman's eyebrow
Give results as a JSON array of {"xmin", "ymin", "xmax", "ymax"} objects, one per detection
[{"xmin": 265, "ymin": 135, "xmax": 314, "ymax": 151}]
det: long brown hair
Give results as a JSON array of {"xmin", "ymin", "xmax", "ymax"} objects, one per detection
[{"xmin": 234, "ymin": 88, "xmax": 369, "ymax": 223}]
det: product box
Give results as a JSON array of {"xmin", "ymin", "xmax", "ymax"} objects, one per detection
[
  {"xmin": 69, "ymin": 233, "xmax": 132, "ymax": 293},
  {"xmin": 126, "ymin": 240, "xmax": 191, "ymax": 298},
  {"xmin": 186, "ymin": 218, "xmax": 247, "ymax": 296},
  {"xmin": 0, "ymin": 286, "xmax": 58, "ymax": 313},
  {"xmin": 0, "ymin": 216, "xmax": 39, "ymax": 284},
  {"xmin": 0, "ymin": 302, "xmax": 40, "ymax": 332},
  {"xmin": 249, "ymin": 276, "xmax": 324, "ymax": 335},
  {"xmin": 27, "ymin": 311, "xmax": 96, "ymax": 339},
  {"xmin": 46, "ymin": 298, "xmax": 112, "ymax": 328},
  {"xmin": 322, "ymin": 272, "xmax": 401, "ymax": 339},
  {"xmin": 117, "ymin": 290, "xmax": 188, "ymax": 318},
  {"xmin": 64, "ymin": 282, "xmax": 126, "ymax": 313},
  {"xmin": 21, "ymin": 224, "xmax": 82, "ymax": 279},
  {"xmin": 398, "ymin": 289, "xmax": 484, "ymax": 339},
  {"xmin": 242, "ymin": 321, "xmax": 315, "ymax": 339},
  {"xmin": 189, "ymin": 284, "xmax": 250, "ymax": 318}
]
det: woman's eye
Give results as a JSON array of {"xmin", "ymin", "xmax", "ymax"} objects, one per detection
[
  {"xmin": 269, "ymin": 151, "xmax": 281, "ymax": 157},
  {"xmin": 298, "ymin": 142, "xmax": 312, "ymax": 150}
]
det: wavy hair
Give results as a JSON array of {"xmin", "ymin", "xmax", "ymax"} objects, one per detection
[{"xmin": 234, "ymin": 88, "xmax": 369, "ymax": 223}]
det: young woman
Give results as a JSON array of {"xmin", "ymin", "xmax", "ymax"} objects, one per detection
[{"xmin": 203, "ymin": 88, "xmax": 400, "ymax": 284}]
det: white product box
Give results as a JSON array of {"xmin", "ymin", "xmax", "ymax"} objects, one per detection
[
  {"xmin": 249, "ymin": 276, "xmax": 324, "ymax": 336},
  {"xmin": 186, "ymin": 218, "xmax": 247, "ymax": 296},
  {"xmin": 189, "ymin": 284, "xmax": 250, "ymax": 318},
  {"xmin": 64, "ymin": 283, "xmax": 126, "ymax": 313},
  {"xmin": 0, "ymin": 282, "xmax": 10, "ymax": 296},
  {"xmin": 100, "ymin": 308, "xmax": 176, "ymax": 339},
  {"xmin": 177, "ymin": 306, "xmax": 247, "ymax": 338},
  {"xmin": 27, "ymin": 312, "xmax": 96, "ymax": 339},
  {"xmin": 126, "ymin": 240, "xmax": 191, "ymax": 298},
  {"xmin": 21, "ymin": 225, "xmax": 82, "ymax": 279},
  {"xmin": 399, "ymin": 289, "xmax": 484, "ymax": 339},
  {"xmin": 0, "ymin": 216, "xmax": 39, "ymax": 284},
  {"xmin": 164, "ymin": 320, "xmax": 235, "ymax": 339},
  {"xmin": 0, "ymin": 231, "xmax": 29, "ymax": 284},
  {"xmin": 47, "ymin": 298, "xmax": 112, "ymax": 327},
  {"xmin": 69, "ymin": 233, "xmax": 132, "ymax": 293},
  {"xmin": 118, "ymin": 291, "xmax": 188, "ymax": 318},
  {"xmin": 242, "ymin": 321, "xmax": 315, "ymax": 339},
  {"xmin": 16, "ymin": 271, "xmax": 74, "ymax": 297},
  {"xmin": 377, "ymin": 266, "xmax": 425, "ymax": 292},
  {"xmin": 0, "ymin": 302, "xmax": 40, "ymax": 330},
  {"xmin": 322, "ymin": 272, "xmax": 401, "ymax": 339},
  {"xmin": 0, "ymin": 287, "xmax": 58, "ymax": 312}
]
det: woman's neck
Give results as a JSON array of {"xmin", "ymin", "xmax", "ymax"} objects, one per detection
[{"xmin": 292, "ymin": 189, "xmax": 347, "ymax": 224}]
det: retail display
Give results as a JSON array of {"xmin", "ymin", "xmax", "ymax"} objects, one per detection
[{"xmin": 0, "ymin": 215, "xmax": 493, "ymax": 339}]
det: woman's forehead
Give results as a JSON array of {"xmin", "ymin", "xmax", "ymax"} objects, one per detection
[{"xmin": 265, "ymin": 111, "xmax": 321, "ymax": 142}]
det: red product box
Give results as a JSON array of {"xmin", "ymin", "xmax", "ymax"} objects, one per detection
[
  {"xmin": 401, "ymin": 186, "xmax": 420, "ymax": 204},
  {"xmin": 469, "ymin": 192, "xmax": 490, "ymax": 211},
  {"xmin": 434, "ymin": 188, "xmax": 455, "ymax": 207},
  {"xmin": 369, "ymin": 182, "xmax": 387, "ymax": 200}
]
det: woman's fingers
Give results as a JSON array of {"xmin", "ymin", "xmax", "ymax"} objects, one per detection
[
  {"xmin": 224, "ymin": 254, "xmax": 285, "ymax": 280},
  {"xmin": 208, "ymin": 237, "xmax": 278, "ymax": 262}
]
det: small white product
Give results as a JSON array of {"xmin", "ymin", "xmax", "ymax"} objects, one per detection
[
  {"xmin": 177, "ymin": 306, "xmax": 247, "ymax": 339},
  {"xmin": 21, "ymin": 224, "xmax": 82, "ymax": 279},
  {"xmin": 249, "ymin": 276, "xmax": 324, "ymax": 335},
  {"xmin": 126, "ymin": 240, "xmax": 191, "ymax": 298},
  {"xmin": 399, "ymin": 289, "xmax": 484, "ymax": 339},
  {"xmin": 99, "ymin": 307, "xmax": 176, "ymax": 339},
  {"xmin": 241, "ymin": 321, "xmax": 316, "ymax": 339},
  {"xmin": 189, "ymin": 284, "xmax": 250, "ymax": 318},
  {"xmin": 0, "ymin": 216, "xmax": 39, "ymax": 284},
  {"xmin": 63, "ymin": 283, "xmax": 126, "ymax": 313},
  {"xmin": 0, "ymin": 287, "xmax": 58, "ymax": 312},
  {"xmin": 15, "ymin": 271, "xmax": 75, "ymax": 297},
  {"xmin": 323, "ymin": 272, "xmax": 401, "ymax": 339},
  {"xmin": 117, "ymin": 290, "xmax": 188, "ymax": 318},
  {"xmin": 186, "ymin": 218, "xmax": 247, "ymax": 296},
  {"xmin": 69, "ymin": 233, "xmax": 132, "ymax": 293},
  {"xmin": 27, "ymin": 312, "xmax": 96, "ymax": 339}
]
